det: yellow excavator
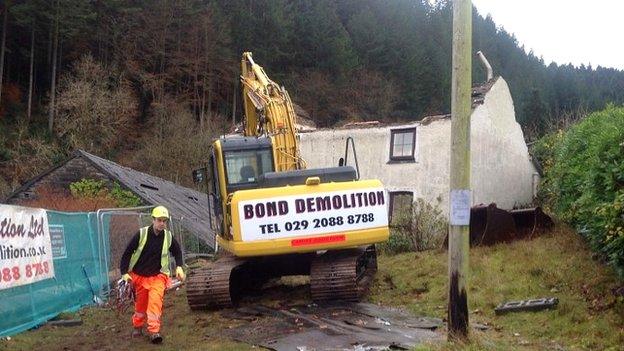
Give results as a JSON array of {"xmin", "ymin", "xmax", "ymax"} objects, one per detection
[{"xmin": 186, "ymin": 52, "xmax": 389, "ymax": 309}]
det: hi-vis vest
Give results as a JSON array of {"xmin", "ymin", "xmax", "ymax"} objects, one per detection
[{"xmin": 128, "ymin": 226, "xmax": 173, "ymax": 275}]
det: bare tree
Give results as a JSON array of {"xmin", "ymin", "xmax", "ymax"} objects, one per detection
[
  {"xmin": 54, "ymin": 55, "xmax": 134, "ymax": 154},
  {"xmin": 132, "ymin": 100, "xmax": 218, "ymax": 185}
]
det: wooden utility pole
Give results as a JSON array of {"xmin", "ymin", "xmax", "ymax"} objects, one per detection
[{"xmin": 448, "ymin": 0, "xmax": 472, "ymax": 340}]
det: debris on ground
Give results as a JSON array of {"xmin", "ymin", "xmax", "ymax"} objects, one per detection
[
  {"xmin": 495, "ymin": 297, "xmax": 559, "ymax": 315},
  {"xmin": 472, "ymin": 322, "xmax": 490, "ymax": 331},
  {"xmin": 220, "ymin": 302, "xmax": 443, "ymax": 350},
  {"xmin": 45, "ymin": 319, "xmax": 83, "ymax": 327}
]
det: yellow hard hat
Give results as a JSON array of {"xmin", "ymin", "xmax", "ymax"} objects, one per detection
[{"xmin": 151, "ymin": 206, "xmax": 170, "ymax": 219}]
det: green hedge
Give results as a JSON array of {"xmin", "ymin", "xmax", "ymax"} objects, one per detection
[
  {"xmin": 534, "ymin": 105, "xmax": 624, "ymax": 276},
  {"xmin": 70, "ymin": 178, "xmax": 142, "ymax": 208}
]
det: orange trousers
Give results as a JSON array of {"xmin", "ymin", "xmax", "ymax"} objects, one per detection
[{"xmin": 129, "ymin": 272, "xmax": 169, "ymax": 333}]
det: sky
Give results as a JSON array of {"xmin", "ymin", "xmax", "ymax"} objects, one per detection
[{"xmin": 470, "ymin": 0, "xmax": 623, "ymax": 70}]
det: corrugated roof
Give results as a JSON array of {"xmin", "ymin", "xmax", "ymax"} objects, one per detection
[
  {"xmin": 75, "ymin": 150, "xmax": 214, "ymax": 248},
  {"xmin": 3, "ymin": 150, "xmax": 214, "ymax": 248}
]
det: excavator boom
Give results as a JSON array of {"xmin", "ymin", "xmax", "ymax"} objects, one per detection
[{"xmin": 240, "ymin": 52, "xmax": 305, "ymax": 171}]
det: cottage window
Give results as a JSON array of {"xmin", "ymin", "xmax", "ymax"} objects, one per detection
[
  {"xmin": 389, "ymin": 128, "xmax": 416, "ymax": 161},
  {"xmin": 389, "ymin": 191, "xmax": 413, "ymax": 226}
]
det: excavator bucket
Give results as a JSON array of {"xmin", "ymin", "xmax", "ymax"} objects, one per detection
[
  {"xmin": 469, "ymin": 203, "xmax": 517, "ymax": 246},
  {"xmin": 444, "ymin": 204, "xmax": 554, "ymax": 248},
  {"xmin": 510, "ymin": 207, "xmax": 554, "ymax": 239}
]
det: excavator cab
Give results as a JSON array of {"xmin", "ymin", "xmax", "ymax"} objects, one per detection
[
  {"xmin": 195, "ymin": 136, "xmax": 275, "ymax": 235},
  {"xmin": 219, "ymin": 136, "xmax": 274, "ymax": 192}
]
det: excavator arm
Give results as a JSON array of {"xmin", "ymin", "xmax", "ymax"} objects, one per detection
[{"xmin": 240, "ymin": 52, "xmax": 305, "ymax": 171}]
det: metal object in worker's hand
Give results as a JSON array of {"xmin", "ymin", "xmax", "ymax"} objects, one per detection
[
  {"xmin": 112, "ymin": 278, "xmax": 135, "ymax": 313},
  {"xmin": 494, "ymin": 297, "xmax": 558, "ymax": 315},
  {"xmin": 167, "ymin": 278, "xmax": 183, "ymax": 291}
]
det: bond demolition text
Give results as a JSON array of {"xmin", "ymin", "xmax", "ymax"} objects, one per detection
[
  {"xmin": 243, "ymin": 191, "xmax": 385, "ymax": 219},
  {"xmin": 0, "ymin": 215, "xmax": 46, "ymax": 239},
  {"xmin": 0, "ymin": 245, "xmax": 47, "ymax": 261}
]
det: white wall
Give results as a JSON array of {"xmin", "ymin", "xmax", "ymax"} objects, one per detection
[
  {"xmin": 470, "ymin": 78, "xmax": 538, "ymax": 210},
  {"xmin": 299, "ymin": 77, "xmax": 538, "ymax": 216}
]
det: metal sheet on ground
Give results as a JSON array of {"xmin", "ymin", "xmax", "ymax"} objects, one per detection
[{"xmin": 221, "ymin": 302, "xmax": 443, "ymax": 350}]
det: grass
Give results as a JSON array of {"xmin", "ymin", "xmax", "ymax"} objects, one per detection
[
  {"xmin": 1, "ymin": 225, "xmax": 622, "ymax": 350},
  {"xmin": 370, "ymin": 225, "xmax": 624, "ymax": 350},
  {"xmin": 0, "ymin": 288, "xmax": 253, "ymax": 351}
]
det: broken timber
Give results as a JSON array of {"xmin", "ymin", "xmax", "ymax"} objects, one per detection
[{"xmin": 494, "ymin": 297, "xmax": 559, "ymax": 315}]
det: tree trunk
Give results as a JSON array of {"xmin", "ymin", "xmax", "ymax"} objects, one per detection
[
  {"xmin": 27, "ymin": 24, "xmax": 35, "ymax": 121},
  {"xmin": 58, "ymin": 36, "xmax": 63, "ymax": 72},
  {"xmin": 47, "ymin": 24, "xmax": 52, "ymax": 66},
  {"xmin": 48, "ymin": 0, "xmax": 59, "ymax": 133},
  {"xmin": 193, "ymin": 30, "xmax": 200, "ymax": 126},
  {"xmin": 0, "ymin": 5, "xmax": 8, "ymax": 107},
  {"xmin": 200, "ymin": 82, "xmax": 206, "ymax": 131},
  {"xmin": 158, "ymin": 20, "xmax": 167, "ymax": 104},
  {"xmin": 207, "ymin": 77, "xmax": 212, "ymax": 118},
  {"xmin": 231, "ymin": 77, "xmax": 237, "ymax": 125}
]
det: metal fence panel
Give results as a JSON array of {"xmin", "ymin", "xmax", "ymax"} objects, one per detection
[{"xmin": 0, "ymin": 211, "xmax": 108, "ymax": 337}]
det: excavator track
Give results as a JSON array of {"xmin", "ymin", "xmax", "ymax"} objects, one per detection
[
  {"xmin": 186, "ymin": 255, "xmax": 247, "ymax": 310},
  {"xmin": 187, "ymin": 247, "xmax": 378, "ymax": 309},
  {"xmin": 187, "ymin": 253, "xmax": 313, "ymax": 310},
  {"xmin": 310, "ymin": 245, "xmax": 377, "ymax": 302}
]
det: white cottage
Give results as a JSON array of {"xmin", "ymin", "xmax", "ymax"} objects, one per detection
[{"xmin": 298, "ymin": 77, "xmax": 540, "ymax": 222}]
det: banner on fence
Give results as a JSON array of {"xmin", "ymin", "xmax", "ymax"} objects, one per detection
[{"xmin": 0, "ymin": 204, "xmax": 55, "ymax": 290}]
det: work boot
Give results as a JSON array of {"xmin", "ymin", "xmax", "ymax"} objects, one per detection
[
  {"xmin": 150, "ymin": 333, "xmax": 163, "ymax": 344},
  {"xmin": 131, "ymin": 327, "xmax": 143, "ymax": 338}
]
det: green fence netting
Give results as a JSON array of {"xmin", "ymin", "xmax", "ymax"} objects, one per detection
[
  {"xmin": 0, "ymin": 206, "xmax": 209, "ymax": 337},
  {"xmin": 0, "ymin": 210, "xmax": 110, "ymax": 337}
]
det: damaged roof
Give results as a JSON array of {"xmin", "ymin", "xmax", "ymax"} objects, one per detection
[
  {"xmin": 4, "ymin": 150, "xmax": 213, "ymax": 248},
  {"xmin": 303, "ymin": 76, "xmax": 500, "ymax": 132},
  {"xmin": 76, "ymin": 150, "xmax": 213, "ymax": 247}
]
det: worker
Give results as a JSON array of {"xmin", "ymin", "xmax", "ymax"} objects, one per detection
[{"xmin": 119, "ymin": 205, "xmax": 186, "ymax": 344}]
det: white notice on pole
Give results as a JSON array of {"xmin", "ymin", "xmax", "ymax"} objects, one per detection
[{"xmin": 450, "ymin": 189, "xmax": 471, "ymax": 226}]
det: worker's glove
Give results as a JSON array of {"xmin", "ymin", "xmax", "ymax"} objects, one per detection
[
  {"xmin": 121, "ymin": 273, "xmax": 132, "ymax": 282},
  {"xmin": 175, "ymin": 266, "xmax": 186, "ymax": 282}
]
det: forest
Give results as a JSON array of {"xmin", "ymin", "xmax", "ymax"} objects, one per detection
[{"xmin": 1, "ymin": 0, "xmax": 624, "ymax": 196}]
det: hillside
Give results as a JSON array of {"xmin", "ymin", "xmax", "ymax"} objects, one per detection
[{"xmin": 1, "ymin": 1, "xmax": 624, "ymax": 197}]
